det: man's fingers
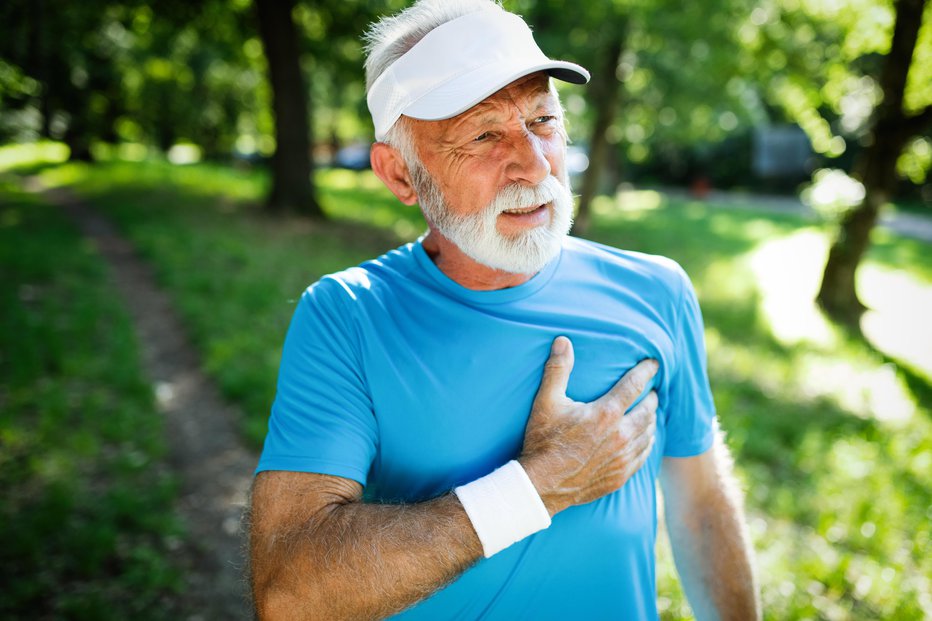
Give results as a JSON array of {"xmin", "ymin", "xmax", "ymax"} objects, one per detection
[
  {"xmin": 620, "ymin": 392, "xmax": 657, "ymax": 437},
  {"xmin": 598, "ymin": 358, "xmax": 659, "ymax": 413},
  {"xmin": 625, "ymin": 433, "xmax": 656, "ymax": 478},
  {"xmin": 627, "ymin": 390, "xmax": 658, "ymax": 423},
  {"xmin": 535, "ymin": 336, "xmax": 575, "ymax": 403},
  {"xmin": 612, "ymin": 404, "xmax": 657, "ymax": 483}
]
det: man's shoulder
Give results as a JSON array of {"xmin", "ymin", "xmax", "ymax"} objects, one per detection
[
  {"xmin": 304, "ymin": 242, "xmax": 419, "ymax": 304},
  {"xmin": 562, "ymin": 236, "xmax": 689, "ymax": 293}
]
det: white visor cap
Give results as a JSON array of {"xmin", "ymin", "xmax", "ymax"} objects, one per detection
[{"xmin": 367, "ymin": 9, "xmax": 590, "ymax": 141}]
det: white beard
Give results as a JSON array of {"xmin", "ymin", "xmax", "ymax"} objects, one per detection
[{"xmin": 412, "ymin": 166, "xmax": 575, "ymax": 275}]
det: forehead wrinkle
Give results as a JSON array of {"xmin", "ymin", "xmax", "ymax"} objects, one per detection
[{"xmin": 440, "ymin": 83, "xmax": 556, "ymax": 143}]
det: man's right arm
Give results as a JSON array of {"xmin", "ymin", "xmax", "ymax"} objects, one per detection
[
  {"xmin": 249, "ymin": 337, "xmax": 658, "ymax": 620},
  {"xmin": 250, "ymin": 470, "xmax": 482, "ymax": 620}
]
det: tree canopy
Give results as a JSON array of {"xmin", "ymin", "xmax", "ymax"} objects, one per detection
[{"xmin": 0, "ymin": 0, "xmax": 928, "ymax": 222}]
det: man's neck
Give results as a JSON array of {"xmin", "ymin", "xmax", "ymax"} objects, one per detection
[{"xmin": 421, "ymin": 230, "xmax": 535, "ymax": 291}]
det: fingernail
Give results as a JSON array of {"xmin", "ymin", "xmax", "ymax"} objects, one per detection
[{"xmin": 552, "ymin": 336, "xmax": 568, "ymax": 354}]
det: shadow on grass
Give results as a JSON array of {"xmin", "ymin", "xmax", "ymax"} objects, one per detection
[
  {"xmin": 587, "ymin": 198, "xmax": 803, "ymax": 280},
  {"xmin": 870, "ymin": 228, "xmax": 932, "ymax": 280},
  {"xmin": 838, "ymin": 317, "xmax": 932, "ymax": 418},
  {"xmin": 702, "ymin": 296, "xmax": 881, "ymax": 475},
  {"xmin": 0, "ymin": 161, "xmax": 70, "ymax": 177}
]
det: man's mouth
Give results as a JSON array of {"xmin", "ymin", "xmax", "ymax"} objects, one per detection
[
  {"xmin": 502, "ymin": 204, "xmax": 546, "ymax": 215},
  {"xmin": 497, "ymin": 203, "xmax": 551, "ymax": 233}
]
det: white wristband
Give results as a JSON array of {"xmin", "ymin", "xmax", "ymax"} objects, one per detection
[{"xmin": 454, "ymin": 460, "xmax": 552, "ymax": 558}]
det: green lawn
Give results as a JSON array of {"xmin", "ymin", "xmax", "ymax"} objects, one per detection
[
  {"xmin": 0, "ymin": 178, "xmax": 182, "ymax": 620},
  {"xmin": 6, "ymin": 150, "xmax": 931, "ymax": 620}
]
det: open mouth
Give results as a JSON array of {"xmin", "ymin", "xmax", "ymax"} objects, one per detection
[
  {"xmin": 497, "ymin": 203, "xmax": 551, "ymax": 232},
  {"xmin": 502, "ymin": 204, "xmax": 546, "ymax": 215}
]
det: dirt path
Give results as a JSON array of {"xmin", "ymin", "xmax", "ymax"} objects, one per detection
[{"xmin": 40, "ymin": 183, "xmax": 257, "ymax": 620}]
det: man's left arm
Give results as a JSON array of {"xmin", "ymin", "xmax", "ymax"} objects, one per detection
[{"xmin": 659, "ymin": 434, "xmax": 761, "ymax": 621}]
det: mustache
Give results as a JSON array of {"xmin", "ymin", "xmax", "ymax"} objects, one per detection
[{"xmin": 487, "ymin": 176, "xmax": 567, "ymax": 214}]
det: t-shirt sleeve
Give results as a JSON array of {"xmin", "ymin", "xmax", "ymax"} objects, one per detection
[
  {"xmin": 255, "ymin": 279, "xmax": 377, "ymax": 485},
  {"xmin": 663, "ymin": 267, "xmax": 717, "ymax": 457}
]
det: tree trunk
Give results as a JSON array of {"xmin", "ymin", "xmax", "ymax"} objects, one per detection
[
  {"xmin": 816, "ymin": 0, "xmax": 928, "ymax": 320},
  {"xmin": 25, "ymin": 0, "xmax": 53, "ymax": 139},
  {"xmin": 571, "ymin": 34, "xmax": 625, "ymax": 237},
  {"xmin": 64, "ymin": 122, "xmax": 94, "ymax": 161},
  {"xmin": 254, "ymin": 0, "xmax": 323, "ymax": 217}
]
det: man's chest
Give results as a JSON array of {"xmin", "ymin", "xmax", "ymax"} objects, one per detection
[{"xmin": 358, "ymin": 295, "xmax": 674, "ymax": 502}]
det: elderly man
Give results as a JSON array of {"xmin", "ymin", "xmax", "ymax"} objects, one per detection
[{"xmin": 249, "ymin": 1, "xmax": 760, "ymax": 619}]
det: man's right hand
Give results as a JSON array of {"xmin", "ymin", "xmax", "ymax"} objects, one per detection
[{"xmin": 520, "ymin": 336, "xmax": 659, "ymax": 516}]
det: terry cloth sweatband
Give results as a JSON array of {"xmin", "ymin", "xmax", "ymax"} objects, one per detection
[
  {"xmin": 454, "ymin": 459, "xmax": 552, "ymax": 558},
  {"xmin": 366, "ymin": 9, "xmax": 589, "ymax": 141}
]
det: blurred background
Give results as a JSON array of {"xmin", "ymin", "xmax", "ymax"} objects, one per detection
[{"xmin": 1, "ymin": 0, "xmax": 930, "ymax": 619}]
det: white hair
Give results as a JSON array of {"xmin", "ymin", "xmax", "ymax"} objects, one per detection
[{"xmin": 363, "ymin": 0, "xmax": 506, "ymax": 93}]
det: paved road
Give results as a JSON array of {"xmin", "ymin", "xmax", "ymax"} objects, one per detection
[{"xmin": 877, "ymin": 210, "xmax": 932, "ymax": 243}]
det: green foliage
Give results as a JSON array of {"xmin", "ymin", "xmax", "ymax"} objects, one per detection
[
  {"xmin": 117, "ymin": 1, "xmax": 264, "ymax": 156},
  {"xmin": 294, "ymin": 0, "xmax": 405, "ymax": 142},
  {"xmin": 754, "ymin": 0, "xmax": 931, "ymax": 167},
  {"xmin": 0, "ymin": 0, "xmax": 268, "ymax": 157},
  {"xmin": 35, "ymin": 158, "xmax": 932, "ymax": 619},
  {"xmin": 0, "ymin": 180, "xmax": 183, "ymax": 619},
  {"xmin": 516, "ymin": 0, "xmax": 766, "ymax": 176},
  {"xmin": 0, "ymin": 0, "xmax": 926, "ymax": 199},
  {"xmin": 0, "ymin": 0, "xmax": 405, "ymax": 159}
]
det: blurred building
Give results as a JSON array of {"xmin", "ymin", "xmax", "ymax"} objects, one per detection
[{"xmin": 753, "ymin": 125, "xmax": 813, "ymax": 179}]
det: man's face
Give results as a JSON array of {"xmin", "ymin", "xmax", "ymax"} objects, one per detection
[{"xmin": 406, "ymin": 73, "xmax": 573, "ymax": 275}]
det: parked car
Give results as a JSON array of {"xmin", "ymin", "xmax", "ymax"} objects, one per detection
[{"xmin": 333, "ymin": 142, "xmax": 372, "ymax": 170}]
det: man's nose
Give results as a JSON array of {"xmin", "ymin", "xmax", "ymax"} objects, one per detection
[{"xmin": 505, "ymin": 130, "xmax": 552, "ymax": 186}]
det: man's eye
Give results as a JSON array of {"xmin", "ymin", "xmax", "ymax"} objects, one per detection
[
  {"xmin": 473, "ymin": 132, "xmax": 491, "ymax": 142},
  {"xmin": 534, "ymin": 115, "xmax": 557, "ymax": 125}
]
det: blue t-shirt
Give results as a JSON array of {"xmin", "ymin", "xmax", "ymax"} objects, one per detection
[{"xmin": 257, "ymin": 236, "xmax": 716, "ymax": 620}]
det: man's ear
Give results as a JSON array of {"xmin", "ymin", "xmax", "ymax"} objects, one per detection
[{"xmin": 370, "ymin": 143, "xmax": 419, "ymax": 206}]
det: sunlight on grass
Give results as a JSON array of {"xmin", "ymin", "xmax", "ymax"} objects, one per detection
[
  {"xmin": 615, "ymin": 187, "xmax": 665, "ymax": 211},
  {"xmin": 317, "ymin": 168, "xmax": 423, "ymax": 237},
  {"xmin": 319, "ymin": 168, "xmax": 386, "ymax": 192},
  {"xmin": 746, "ymin": 228, "xmax": 836, "ymax": 347},
  {"xmin": 703, "ymin": 328, "xmax": 917, "ymax": 425},
  {"xmin": 860, "ymin": 265, "xmax": 932, "ymax": 382},
  {"xmin": 91, "ymin": 142, "xmax": 152, "ymax": 162},
  {"xmin": 0, "ymin": 141, "xmax": 70, "ymax": 172},
  {"xmin": 591, "ymin": 188, "xmax": 665, "ymax": 221},
  {"xmin": 743, "ymin": 227, "xmax": 932, "ymax": 386},
  {"xmin": 796, "ymin": 354, "xmax": 916, "ymax": 422},
  {"xmin": 743, "ymin": 228, "xmax": 923, "ymax": 423},
  {"xmin": 39, "ymin": 159, "xmax": 265, "ymax": 204}
]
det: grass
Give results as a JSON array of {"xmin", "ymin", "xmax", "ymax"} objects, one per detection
[
  {"xmin": 0, "ymin": 179, "xmax": 183, "ymax": 619},
  {"xmin": 8, "ymin": 149, "xmax": 932, "ymax": 619},
  {"xmin": 36, "ymin": 160, "xmax": 413, "ymax": 445}
]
